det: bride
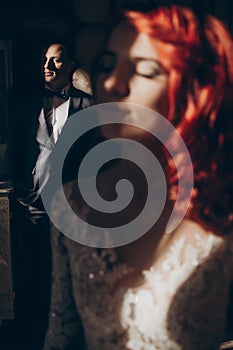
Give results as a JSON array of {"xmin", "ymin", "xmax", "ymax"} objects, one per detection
[{"xmin": 43, "ymin": 4, "xmax": 233, "ymax": 350}]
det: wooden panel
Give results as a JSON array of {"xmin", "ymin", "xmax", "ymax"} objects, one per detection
[{"xmin": 0, "ymin": 186, "xmax": 14, "ymax": 319}]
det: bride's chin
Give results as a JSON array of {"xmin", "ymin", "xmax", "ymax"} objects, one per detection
[{"xmin": 101, "ymin": 124, "xmax": 148, "ymax": 141}]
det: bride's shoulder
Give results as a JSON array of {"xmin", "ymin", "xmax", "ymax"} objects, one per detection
[{"xmin": 173, "ymin": 218, "xmax": 233, "ymax": 260}]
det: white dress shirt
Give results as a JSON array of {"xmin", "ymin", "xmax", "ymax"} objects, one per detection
[{"xmin": 32, "ymin": 85, "xmax": 70, "ymax": 204}]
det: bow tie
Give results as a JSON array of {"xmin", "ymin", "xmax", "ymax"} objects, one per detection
[{"xmin": 44, "ymin": 88, "xmax": 68, "ymax": 100}]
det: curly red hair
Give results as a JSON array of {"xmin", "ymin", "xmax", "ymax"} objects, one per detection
[{"xmin": 126, "ymin": 6, "xmax": 233, "ymax": 235}]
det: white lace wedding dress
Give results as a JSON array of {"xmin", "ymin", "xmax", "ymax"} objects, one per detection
[{"xmin": 43, "ymin": 205, "xmax": 233, "ymax": 350}]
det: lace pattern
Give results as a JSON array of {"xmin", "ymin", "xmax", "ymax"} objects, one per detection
[{"xmin": 44, "ymin": 191, "xmax": 233, "ymax": 350}]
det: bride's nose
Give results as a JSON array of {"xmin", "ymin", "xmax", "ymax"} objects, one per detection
[{"xmin": 103, "ymin": 67, "xmax": 130, "ymax": 98}]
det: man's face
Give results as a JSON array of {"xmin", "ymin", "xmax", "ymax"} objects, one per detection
[{"xmin": 42, "ymin": 44, "xmax": 74, "ymax": 90}]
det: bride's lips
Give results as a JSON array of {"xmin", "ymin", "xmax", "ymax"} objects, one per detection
[{"xmin": 98, "ymin": 104, "xmax": 132, "ymax": 122}]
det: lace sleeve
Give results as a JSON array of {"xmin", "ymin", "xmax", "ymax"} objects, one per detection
[{"xmin": 43, "ymin": 226, "xmax": 85, "ymax": 350}]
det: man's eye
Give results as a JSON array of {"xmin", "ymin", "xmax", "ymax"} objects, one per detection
[
  {"xmin": 135, "ymin": 60, "xmax": 164, "ymax": 78},
  {"xmin": 54, "ymin": 58, "xmax": 62, "ymax": 63}
]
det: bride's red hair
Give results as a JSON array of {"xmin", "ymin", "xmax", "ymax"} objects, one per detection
[{"xmin": 126, "ymin": 6, "xmax": 233, "ymax": 235}]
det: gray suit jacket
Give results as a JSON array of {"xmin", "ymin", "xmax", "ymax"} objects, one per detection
[{"xmin": 8, "ymin": 85, "xmax": 93, "ymax": 211}]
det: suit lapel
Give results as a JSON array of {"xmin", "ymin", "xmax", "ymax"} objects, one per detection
[{"xmin": 68, "ymin": 85, "xmax": 92, "ymax": 117}]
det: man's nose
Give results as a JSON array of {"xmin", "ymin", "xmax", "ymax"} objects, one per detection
[
  {"xmin": 103, "ymin": 68, "xmax": 130, "ymax": 97},
  {"xmin": 44, "ymin": 58, "xmax": 53, "ymax": 70}
]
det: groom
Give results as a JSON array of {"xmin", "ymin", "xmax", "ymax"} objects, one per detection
[{"xmin": 8, "ymin": 42, "xmax": 92, "ymax": 349}]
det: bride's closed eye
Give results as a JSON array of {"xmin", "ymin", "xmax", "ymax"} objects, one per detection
[{"xmin": 134, "ymin": 59, "xmax": 166, "ymax": 79}]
